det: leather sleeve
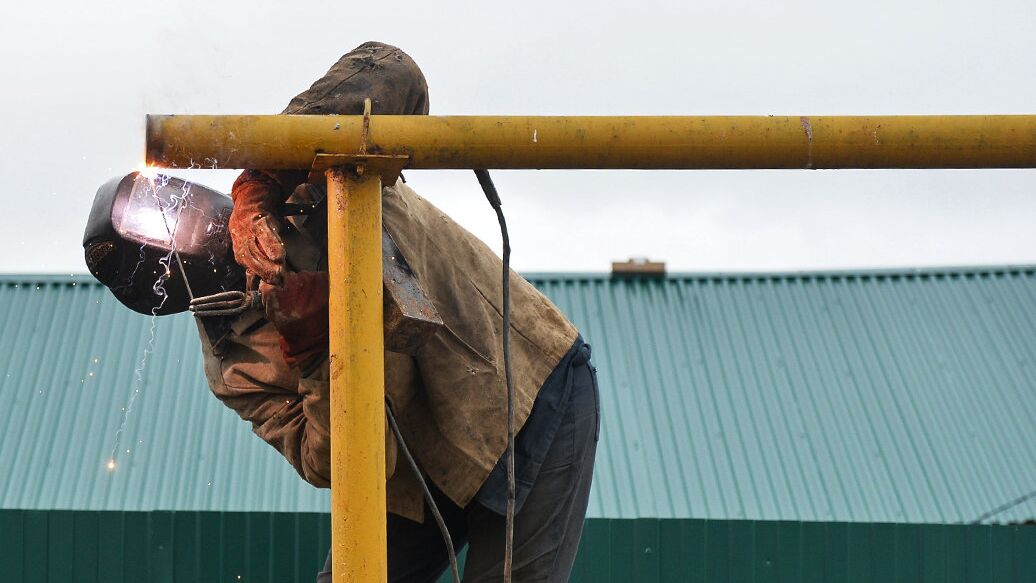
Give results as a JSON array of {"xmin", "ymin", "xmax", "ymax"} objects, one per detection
[
  {"xmin": 198, "ymin": 317, "xmax": 331, "ymax": 486},
  {"xmin": 231, "ymin": 169, "xmax": 309, "ymax": 204},
  {"xmin": 196, "ymin": 318, "xmax": 397, "ymax": 487},
  {"xmin": 260, "ymin": 271, "xmax": 330, "ymax": 369}
]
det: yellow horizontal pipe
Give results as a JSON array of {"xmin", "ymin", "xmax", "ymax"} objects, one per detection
[{"xmin": 147, "ymin": 114, "xmax": 1036, "ymax": 170}]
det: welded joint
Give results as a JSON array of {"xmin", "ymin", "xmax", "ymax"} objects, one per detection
[
  {"xmin": 311, "ymin": 153, "xmax": 411, "ymax": 185},
  {"xmin": 360, "ymin": 97, "xmax": 373, "ymax": 156},
  {"xmin": 311, "ymin": 99, "xmax": 411, "ymax": 183}
]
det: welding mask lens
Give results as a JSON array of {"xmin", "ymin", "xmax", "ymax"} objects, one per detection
[{"xmin": 111, "ymin": 175, "xmax": 231, "ymax": 257}]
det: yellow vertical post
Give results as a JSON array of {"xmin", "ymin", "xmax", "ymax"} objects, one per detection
[{"xmin": 326, "ymin": 166, "xmax": 386, "ymax": 583}]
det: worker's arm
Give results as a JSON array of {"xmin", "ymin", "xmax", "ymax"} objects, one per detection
[
  {"xmin": 258, "ymin": 270, "xmax": 329, "ymax": 369},
  {"xmin": 197, "ymin": 313, "xmax": 397, "ymax": 487},
  {"xmin": 198, "ymin": 315, "xmax": 334, "ymax": 486}
]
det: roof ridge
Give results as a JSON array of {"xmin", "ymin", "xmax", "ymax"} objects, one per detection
[
  {"xmin": 523, "ymin": 264, "xmax": 1036, "ymax": 282},
  {"xmin": 0, "ymin": 273, "xmax": 100, "ymax": 286},
  {"xmin": 3, "ymin": 264, "xmax": 1036, "ymax": 286}
]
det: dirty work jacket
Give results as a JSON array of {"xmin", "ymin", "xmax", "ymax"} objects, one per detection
[{"xmin": 196, "ymin": 180, "xmax": 579, "ymax": 521}]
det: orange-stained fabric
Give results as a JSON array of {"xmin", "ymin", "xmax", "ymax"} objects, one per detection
[
  {"xmin": 259, "ymin": 271, "xmax": 329, "ymax": 368},
  {"xmin": 228, "ymin": 175, "xmax": 288, "ymax": 285}
]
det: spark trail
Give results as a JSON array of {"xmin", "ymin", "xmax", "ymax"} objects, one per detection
[{"xmin": 106, "ymin": 173, "xmax": 193, "ymax": 473}]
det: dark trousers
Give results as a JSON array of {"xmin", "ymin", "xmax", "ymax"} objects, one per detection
[{"xmin": 318, "ymin": 361, "xmax": 599, "ymax": 583}]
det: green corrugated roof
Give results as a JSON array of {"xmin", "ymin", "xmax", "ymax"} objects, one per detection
[{"xmin": 1, "ymin": 268, "xmax": 1035, "ymax": 523}]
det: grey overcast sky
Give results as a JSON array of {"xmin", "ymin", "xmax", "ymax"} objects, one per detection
[{"xmin": 2, "ymin": 0, "xmax": 1035, "ymax": 274}]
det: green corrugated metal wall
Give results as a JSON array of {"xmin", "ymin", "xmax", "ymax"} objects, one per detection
[
  {"xmin": 0, "ymin": 510, "xmax": 330, "ymax": 583},
  {"xmin": 1, "ymin": 511, "xmax": 1032, "ymax": 582},
  {"xmin": 571, "ymin": 519, "xmax": 1036, "ymax": 583}
]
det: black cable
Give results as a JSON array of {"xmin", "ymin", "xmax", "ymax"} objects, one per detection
[
  {"xmin": 474, "ymin": 169, "xmax": 515, "ymax": 583},
  {"xmin": 969, "ymin": 487, "xmax": 1036, "ymax": 524},
  {"xmin": 385, "ymin": 401, "xmax": 461, "ymax": 583},
  {"xmin": 384, "ymin": 170, "xmax": 511, "ymax": 583}
]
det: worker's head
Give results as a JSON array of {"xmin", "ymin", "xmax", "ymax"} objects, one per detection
[
  {"xmin": 83, "ymin": 173, "xmax": 245, "ymax": 315},
  {"xmin": 84, "ymin": 42, "xmax": 428, "ymax": 315},
  {"xmin": 282, "ymin": 42, "xmax": 430, "ymax": 116}
]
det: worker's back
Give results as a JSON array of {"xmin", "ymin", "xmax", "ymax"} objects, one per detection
[{"xmin": 380, "ymin": 180, "xmax": 578, "ymax": 507}]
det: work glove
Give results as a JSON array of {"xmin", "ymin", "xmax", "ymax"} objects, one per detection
[
  {"xmin": 260, "ymin": 271, "xmax": 329, "ymax": 369},
  {"xmin": 229, "ymin": 171, "xmax": 288, "ymax": 285}
]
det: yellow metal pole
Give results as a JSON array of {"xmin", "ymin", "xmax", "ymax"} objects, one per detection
[
  {"xmin": 326, "ymin": 166, "xmax": 386, "ymax": 583},
  {"xmin": 147, "ymin": 114, "xmax": 1036, "ymax": 170}
]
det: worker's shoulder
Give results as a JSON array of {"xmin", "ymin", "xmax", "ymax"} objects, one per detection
[
  {"xmin": 383, "ymin": 180, "xmax": 424, "ymax": 209},
  {"xmin": 383, "ymin": 181, "xmax": 455, "ymax": 233}
]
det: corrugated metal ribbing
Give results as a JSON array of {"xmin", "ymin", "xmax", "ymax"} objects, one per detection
[
  {"xmin": 3, "ymin": 269, "xmax": 1036, "ymax": 525},
  {"xmin": 2, "ymin": 511, "xmax": 1031, "ymax": 582},
  {"xmin": 567, "ymin": 519, "xmax": 1036, "ymax": 583},
  {"xmin": 0, "ymin": 510, "xmax": 330, "ymax": 583},
  {"xmin": 0, "ymin": 276, "xmax": 330, "ymax": 512},
  {"xmin": 530, "ymin": 268, "xmax": 1036, "ymax": 523}
]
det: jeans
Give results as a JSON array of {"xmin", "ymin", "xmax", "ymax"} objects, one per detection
[{"xmin": 317, "ymin": 358, "xmax": 600, "ymax": 582}]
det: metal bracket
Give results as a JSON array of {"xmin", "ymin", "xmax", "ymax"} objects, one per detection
[
  {"xmin": 311, "ymin": 153, "xmax": 411, "ymax": 185},
  {"xmin": 310, "ymin": 97, "xmax": 411, "ymax": 184}
]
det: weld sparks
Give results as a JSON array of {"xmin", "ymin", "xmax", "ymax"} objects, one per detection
[{"xmin": 137, "ymin": 162, "xmax": 160, "ymax": 180}]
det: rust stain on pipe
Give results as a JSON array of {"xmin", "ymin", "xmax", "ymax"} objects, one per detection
[{"xmin": 799, "ymin": 116, "xmax": 814, "ymax": 169}]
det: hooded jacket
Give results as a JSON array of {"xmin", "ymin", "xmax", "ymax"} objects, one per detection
[{"xmin": 196, "ymin": 43, "xmax": 578, "ymax": 520}]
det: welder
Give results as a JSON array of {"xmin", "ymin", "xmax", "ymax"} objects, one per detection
[{"xmin": 85, "ymin": 42, "xmax": 598, "ymax": 583}]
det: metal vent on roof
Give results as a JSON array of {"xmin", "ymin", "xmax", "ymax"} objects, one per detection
[{"xmin": 611, "ymin": 257, "xmax": 665, "ymax": 277}]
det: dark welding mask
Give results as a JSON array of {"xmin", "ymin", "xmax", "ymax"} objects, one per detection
[{"xmin": 83, "ymin": 172, "xmax": 245, "ymax": 315}]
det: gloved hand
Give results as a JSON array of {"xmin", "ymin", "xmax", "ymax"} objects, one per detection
[
  {"xmin": 229, "ymin": 171, "xmax": 287, "ymax": 285},
  {"xmin": 260, "ymin": 271, "xmax": 329, "ymax": 368}
]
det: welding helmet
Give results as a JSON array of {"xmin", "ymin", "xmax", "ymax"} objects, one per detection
[{"xmin": 83, "ymin": 172, "xmax": 245, "ymax": 316}]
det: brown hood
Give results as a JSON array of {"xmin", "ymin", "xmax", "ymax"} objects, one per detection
[{"xmin": 282, "ymin": 42, "xmax": 430, "ymax": 116}]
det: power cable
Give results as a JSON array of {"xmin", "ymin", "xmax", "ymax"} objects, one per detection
[
  {"xmin": 970, "ymin": 487, "xmax": 1036, "ymax": 524},
  {"xmin": 378, "ymin": 171, "xmax": 513, "ymax": 583},
  {"xmin": 474, "ymin": 169, "xmax": 516, "ymax": 583},
  {"xmin": 385, "ymin": 401, "xmax": 461, "ymax": 583}
]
